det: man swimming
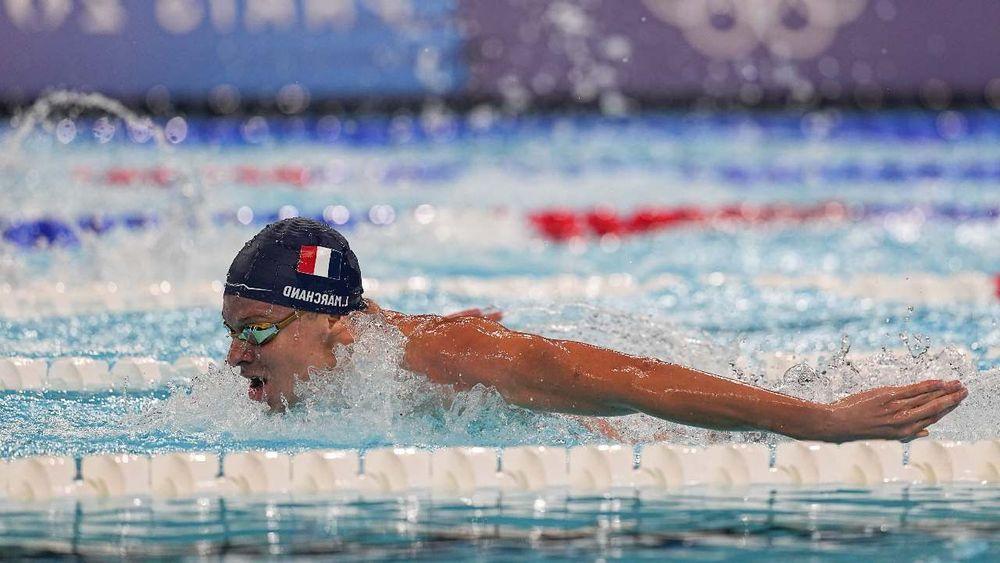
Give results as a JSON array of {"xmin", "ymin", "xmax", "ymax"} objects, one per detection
[{"xmin": 222, "ymin": 218, "xmax": 968, "ymax": 443}]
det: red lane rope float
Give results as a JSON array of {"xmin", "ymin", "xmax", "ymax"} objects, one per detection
[
  {"xmin": 101, "ymin": 166, "xmax": 177, "ymax": 187},
  {"xmin": 530, "ymin": 202, "xmax": 851, "ymax": 241},
  {"xmin": 76, "ymin": 164, "xmax": 315, "ymax": 188}
]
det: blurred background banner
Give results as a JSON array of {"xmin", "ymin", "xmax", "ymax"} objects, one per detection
[
  {"xmin": 462, "ymin": 0, "xmax": 1000, "ymax": 109},
  {"xmin": 1, "ymin": 0, "xmax": 998, "ymax": 109},
  {"xmin": 0, "ymin": 0, "xmax": 467, "ymax": 105}
]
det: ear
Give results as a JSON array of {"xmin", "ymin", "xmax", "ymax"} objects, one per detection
[{"xmin": 324, "ymin": 314, "xmax": 355, "ymax": 346}]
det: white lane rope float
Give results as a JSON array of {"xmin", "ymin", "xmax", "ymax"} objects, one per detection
[{"xmin": 0, "ymin": 272, "xmax": 997, "ymax": 318}]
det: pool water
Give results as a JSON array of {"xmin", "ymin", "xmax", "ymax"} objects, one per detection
[
  {"xmin": 1, "ymin": 107, "xmax": 998, "ymax": 558},
  {"xmin": 2, "ymin": 486, "xmax": 998, "ymax": 559}
]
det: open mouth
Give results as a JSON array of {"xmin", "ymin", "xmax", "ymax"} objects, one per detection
[{"xmin": 246, "ymin": 376, "xmax": 267, "ymax": 402}]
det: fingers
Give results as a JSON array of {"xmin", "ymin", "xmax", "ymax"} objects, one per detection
[
  {"xmin": 890, "ymin": 379, "xmax": 963, "ymax": 401},
  {"xmin": 893, "ymin": 394, "xmax": 965, "ymax": 441},
  {"xmin": 892, "ymin": 386, "xmax": 955, "ymax": 411},
  {"xmin": 897, "ymin": 388, "xmax": 968, "ymax": 425},
  {"xmin": 909, "ymin": 399, "xmax": 964, "ymax": 432},
  {"xmin": 901, "ymin": 429, "xmax": 930, "ymax": 443}
]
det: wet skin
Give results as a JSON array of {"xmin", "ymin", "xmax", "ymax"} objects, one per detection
[
  {"xmin": 222, "ymin": 295, "xmax": 352, "ymax": 411},
  {"xmin": 222, "ymin": 294, "xmax": 969, "ymax": 442}
]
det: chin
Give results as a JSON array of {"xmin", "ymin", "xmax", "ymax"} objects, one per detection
[{"xmin": 267, "ymin": 394, "xmax": 296, "ymax": 412}]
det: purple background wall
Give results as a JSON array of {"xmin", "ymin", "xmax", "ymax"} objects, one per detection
[{"xmin": 461, "ymin": 0, "xmax": 1000, "ymax": 107}]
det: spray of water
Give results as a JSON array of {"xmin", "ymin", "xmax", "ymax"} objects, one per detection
[
  {"xmin": 2, "ymin": 91, "xmax": 171, "ymax": 156},
  {"xmin": 123, "ymin": 309, "xmax": 594, "ymax": 451},
  {"xmin": 0, "ymin": 90, "xmax": 208, "ymax": 286}
]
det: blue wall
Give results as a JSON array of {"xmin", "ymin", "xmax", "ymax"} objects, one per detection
[{"xmin": 0, "ymin": 0, "xmax": 466, "ymax": 100}]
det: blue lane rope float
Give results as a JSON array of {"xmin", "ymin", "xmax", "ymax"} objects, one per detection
[{"xmin": 5, "ymin": 111, "xmax": 1000, "ymax": 150}]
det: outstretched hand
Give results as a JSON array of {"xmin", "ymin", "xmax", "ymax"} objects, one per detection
[{"xmin": 822, "ymin": 379, "xmax": 967, "ymax": 443}]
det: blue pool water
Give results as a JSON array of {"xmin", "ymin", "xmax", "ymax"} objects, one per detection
[
  {"xmin": 1, "ymin": 107, "xmax": 998, "ymax": 558},
  {"xmin": 2, "ymin": 487, "xmax": 998, "ymax": 559}
]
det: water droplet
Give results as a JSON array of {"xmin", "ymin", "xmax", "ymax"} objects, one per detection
[
  {"xmin": 413, "ymin": 204, "xmax": 435, "ymax": 224},
  {"xmin": 127, "ymin": 118, "xmax": 154, "ymax": 143},
  {"xmin": 55, "ymin": 118, "xmax": 76, "ymax": 143},
  {"xmin": 324, "ymin": 205, "xmax": 350, "ymax": 225},
  {"xmin": 165, "ymin": 116, "xmax": 188, "ymax": 143},
  {"xmin": 236, "ymin": 206, "xmax": 254, "ymax": 225},
  {"xmin": 92, "ymin": 117, "xmax": 116, "ymax": 143}
]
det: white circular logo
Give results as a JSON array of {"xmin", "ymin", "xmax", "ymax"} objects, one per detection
[{"xmin": 642, "ymin": 0, "xmax": 868, "ymax": 60}]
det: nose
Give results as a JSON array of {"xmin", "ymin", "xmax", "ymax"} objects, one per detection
[{"xmin": 226, "ymin": 337, "xmax": 255, "ymax": 367}]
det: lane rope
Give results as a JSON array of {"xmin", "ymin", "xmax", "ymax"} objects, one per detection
[{"xmin": 3, "ymin": 201, "xmax": 999, "ymax": 248}]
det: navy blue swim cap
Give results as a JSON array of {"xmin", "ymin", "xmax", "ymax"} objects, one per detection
[{"xmin": 225, "ymin": 218, "xmax": 364, "ymax": 315}]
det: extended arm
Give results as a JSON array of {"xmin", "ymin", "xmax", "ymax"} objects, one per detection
[{"xmin": 399, "ymin": 315, "xmax": 967, "ymax": 443}]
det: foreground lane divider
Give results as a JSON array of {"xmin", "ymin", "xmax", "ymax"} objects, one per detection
[
  {"xmin": 498, "ymin": 445, "xmax": 569, "ymax": 491},
  {"xmin": 3, "ymin": 440, "xmax": 998, "ymax": 503},
  {"xmin": 360, "ymin": 447, "xmax": 433, "ymax": 494},
  {"xmin": 151, "ymin": 452, "xmax": 221, "ymax": 498},
  {"xmin": 837, "ymin": 441, "xmax": 925, "ymax": 484},
  {"xmin": 637, "ymin": 443, "xmax": 784, "ymax": 488},
  {"xmin": 909, "ymin": 439, "xmax": 1000, "ymax": 484},
  {"xmin": 777, "ymin": 442, "xmax": 868, "ymax": 485},
  {"xmin": 0, "ymin": 356, "xmax": 216, "ymax": 392},
  {"xmin": 291, "ymin": 450, "xmax": 361, "ymax": 495},
  {"xmin": 431, "ymin": 447, "xmax": 502, "ymax": 497},
  {"xmin": 567, "ymin": 444, "xmax": 634, "ymax": 492},
  {"xmin": 6, "ymin": 456, "xmax": 79, "ymax": 501},
  {"xmin": 223, "ymin": 451, "xmax": 293, "ymax": 495},
  {"xmin": 80, "ymin": 454, "xmax": 151, "ymax": 498}
]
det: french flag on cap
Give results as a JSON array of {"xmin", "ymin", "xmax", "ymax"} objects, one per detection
[{"xmin": 296, "ymin": 245, "xmax": 342, "ymax": 279}]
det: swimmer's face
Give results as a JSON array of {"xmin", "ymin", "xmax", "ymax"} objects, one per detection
[{"xmin": 222, "ymin": 295, "xmax": 345, "ymax": 411}]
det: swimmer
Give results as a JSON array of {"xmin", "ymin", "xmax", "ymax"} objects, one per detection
[{"xmin": 222, "ymin": 218, "xmax": 968, "ymax": 443}]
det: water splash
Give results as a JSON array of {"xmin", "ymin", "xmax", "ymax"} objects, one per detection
[
  {"xmin": 123, "ymin": 311, "xmax": 594, "ymax": 452},
  {"xmin": 0, "ymin": 91, "xmax": 208, "ymax": 286},
  {"xmin": 2, "ymin": 91, "xmax": 171, "ymax": 156},
  {"xmin": 118, "ymin": 304, "xmax": 993, "ymax": 453}
]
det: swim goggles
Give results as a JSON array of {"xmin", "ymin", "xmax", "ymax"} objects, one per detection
[{"xmin": 224, "ymin": 311, "xmax": 300, "ymax": 346}]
